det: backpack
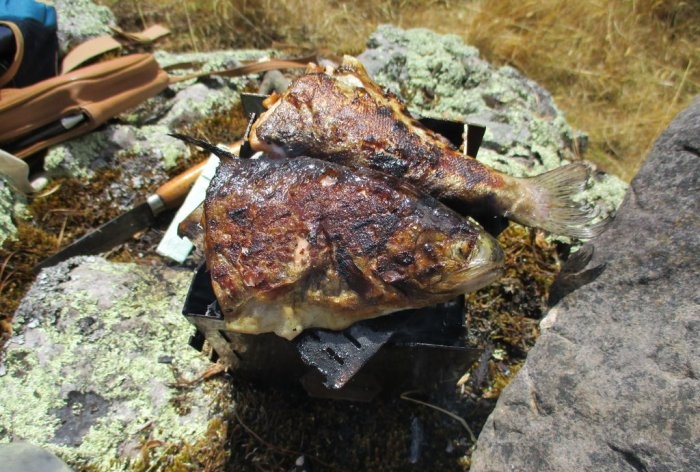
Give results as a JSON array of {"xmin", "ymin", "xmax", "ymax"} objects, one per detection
[{"xmin": 0, "ymin": 0, "xmax": 58, "ymax": 87}]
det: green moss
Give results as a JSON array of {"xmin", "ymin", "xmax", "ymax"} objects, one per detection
[
  {"xmin": 581, "ymin": 171, "xmax": 628, "ymax": 211},
  {"xmin": 133, "ymin": 125, "xmax": 191, "ymax": 171},
  {"xmin": 54, "ymin": 0, "xmax": 116, "ymax": 54}
]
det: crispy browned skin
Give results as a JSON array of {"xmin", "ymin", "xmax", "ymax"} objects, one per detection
[
  {"xmin": 251, "ymin": 65, "xmax": 506, "ymax": 201},
  {"xmin": 204, "ymin": 156, "xmax": 503, "ymax": 339},
  {"xmin": 250, "ymin": 57, "xmax": 606, "ymax": 238}
]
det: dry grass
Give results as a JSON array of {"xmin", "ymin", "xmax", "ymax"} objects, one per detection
[
  {"xmin": 101, "ymin": 0, "xmax": 699, "ymax": 181},
  {"xmin": 461, "ymin": 0, "xmax": 700, "ymax": 180}
]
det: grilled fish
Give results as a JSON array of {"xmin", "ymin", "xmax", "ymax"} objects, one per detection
[
  {"xmin": 250, "ymin": 56, "xmax": 605, "ymax": 239},
  {"xmin": 190, "ymin": 143, "xmax": 503, "ymax": 340}
]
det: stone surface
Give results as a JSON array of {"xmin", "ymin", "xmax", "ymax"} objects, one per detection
[
  {"xmin": 0, "ymin": 257, "xmax": 232, "ymax": 470},
  {"xmin": 470, "ymin": 99, "xmax": 700, "ymax": 471},
  {"xmin": 54, "ymin": 0, "xmax": 116, "ymax": 55},
  {"xmin": 359, "ymin": 25, "xmax": 627, "ymax": 229},
  {"xmin": 0, "ymin": 442, "xmax": 74, "ymax": 472}
]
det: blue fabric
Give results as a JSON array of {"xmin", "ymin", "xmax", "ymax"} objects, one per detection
[
  {"xmin": 0, "ymin": 0, "xmax": 58, "ymax": 87},
  {"xmin": 0, "ymin": 0, "xmax": 57, "ymax": 28}
]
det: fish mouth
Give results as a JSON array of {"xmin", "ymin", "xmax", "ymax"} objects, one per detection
[{"xmin": 442, "ymin": 231, "xmax": 504, "ymax": 294}]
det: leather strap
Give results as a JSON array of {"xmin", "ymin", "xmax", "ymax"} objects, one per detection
[
  {"xmin": 61, "ymin": 24, "xmax": 171, "ymax": 74},
  {"xmin": 0, "ymin": 21, "xmax": 23, "ymax": 87},
  {"xmin": 109, "ymin": 24, "xmax": 170, "ymax": 44},
  {"xmin": 61, "ymin": 35, "xmax": 122, "ymax": 73},
  {"xmin": 169, "ymin": 57, "xmax": 313, "ymax": 83}
]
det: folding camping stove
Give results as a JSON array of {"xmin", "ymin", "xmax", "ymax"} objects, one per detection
[
  {"xmin": 181, "ymin": 94, "xmax": 494, "ymax": 401},
  {"xmin": 183, "ymin": 264, "xmax": 481, "ymax": 401}
]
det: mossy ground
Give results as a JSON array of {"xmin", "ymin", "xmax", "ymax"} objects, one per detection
[
  {"xmin": 0, "ymin": 169, "xmax": 122, "ymax": 320},
  {"xmin": 464, "ymin": 224, "xmax": 559, "ymax": 400}
]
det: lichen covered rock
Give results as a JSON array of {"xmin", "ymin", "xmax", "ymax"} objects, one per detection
[
  {"xmin": 358, "ymin": 25, "xmax": 627, "ymax": 225},
  {"xmin": 0, "ymin": 178, "xmax": 27, "ymax": 246},
  {"xmin": 0, "ymin": 257, "xmax": 232, "ymax": 470},
  {"xmin": 54, "ymin": 0, "xmax": 116, "ymax": 55}
]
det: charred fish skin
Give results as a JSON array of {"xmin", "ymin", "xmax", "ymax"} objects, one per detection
[
  {"xmin": 250, "ymin": 57, "xmax": 606, "ymax": 239},
  {"xmin": 204, "ymin": 156, "xmax": 504, "ymax": 340}
]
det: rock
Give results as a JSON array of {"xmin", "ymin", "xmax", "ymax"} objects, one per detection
[
  {"xmin": 359, "ymin": 25, "xmax": 581, "ymax": 175},
  {"xmin": 470, "ymin": 99, "xmax": 700, "ymax": 471},
  {"xmin": 0, "ymin": 442, "xmax": 73, "ymax": 472},
  {"xmin": 54, "ymin": 0, "xmax": 116, "ymax": 55},
  {"xmin": 0, "ymin": 257, "xmax": 232, "ymax": 470},
  {"xmin": 259, "ymin": 70, "xmax": 292, "ymax": 95},
  {"xmin": 359, "ymin": 25, "xmax": 627, "ymax": 227}
]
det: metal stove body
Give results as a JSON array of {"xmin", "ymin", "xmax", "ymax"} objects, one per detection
[{"xmin": 183, "ymin": 264, "xmax": 481, "ymax": 401}]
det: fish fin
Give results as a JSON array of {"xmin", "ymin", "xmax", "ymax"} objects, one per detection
[
  {"xmin": 512, "ymin": 163, "xmax": 611, "ymax": 239},
  {"xmin": 169, "ymin": 133, "xmax": 238, "ymax": 160}
]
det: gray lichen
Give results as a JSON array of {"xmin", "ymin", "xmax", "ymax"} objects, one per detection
[
  {"xmin": 0, "ymin": 178, "xmax": 28, "ymax": 246},
  {"xmin": 0, "ymin": 258, "xmax": 230, "ymax": 470},
  {"xmin": 358, "ymin": 25, "xmax": 627, "ymax": 223},
  {"xmin": 54, "ymin": 0, "xmax": 117, "ymax": 55},
  {"xmin": 359, "ymin": 25, "xmax": 581, "ymax": 175},
  {"xmin": 43, "ymin": 130, "xmax": 117, "ymax": 180}
]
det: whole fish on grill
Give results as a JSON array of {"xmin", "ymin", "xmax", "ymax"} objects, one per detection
[
  {"xmin": 249, "ymin": 56, "xmax": 606, "ymax": 239},
  {"xmin": 176, "ymin": 137, "xmax": 504, "ymax": 340}
]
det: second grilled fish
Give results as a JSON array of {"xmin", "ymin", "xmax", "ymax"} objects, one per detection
[{"xmin": 250, "ymin": 56, "xmax": 606, "ymax": 239}]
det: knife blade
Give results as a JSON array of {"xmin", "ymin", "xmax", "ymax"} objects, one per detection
[{"xmin": 33, "ymin": 159, "xmax": 208, "ymax": 273}]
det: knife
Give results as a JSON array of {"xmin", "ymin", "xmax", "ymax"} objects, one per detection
[{"xmin": 33, "ymin": 159, "xmax": 208, "ymax": 273}]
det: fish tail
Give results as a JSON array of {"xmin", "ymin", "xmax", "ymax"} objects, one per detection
[{"xmin": 505, "ymin": 163, "xmax": 610, "ymax": 239}]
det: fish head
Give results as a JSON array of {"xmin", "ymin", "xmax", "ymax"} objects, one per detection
[
  {"xmin": 388, "ymin": 218, "xmax": 504, "ymax": 298},
  {"xmin": 441, "ymin": 228, "xmax": 505, "ymax": 294}
]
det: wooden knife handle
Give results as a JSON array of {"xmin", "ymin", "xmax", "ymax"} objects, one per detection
[{"xmin": 156, "ymin": 159, "xmax": 209, "ymax": 208}]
